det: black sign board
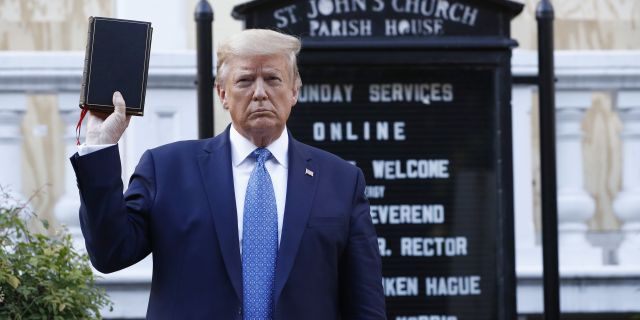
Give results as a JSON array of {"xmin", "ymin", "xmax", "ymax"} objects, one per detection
[
  {"xmin": 234, "ymin": 0, "xmax": 522, "ymax": 44},
  {"xmin": 233, "ymin": 1, "xmax": 523, "ymax": 319}
]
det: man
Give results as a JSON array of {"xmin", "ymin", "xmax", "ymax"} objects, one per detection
[{"xmin": 71, "ymin": 29, "xmax": 386, "ymax": 319}]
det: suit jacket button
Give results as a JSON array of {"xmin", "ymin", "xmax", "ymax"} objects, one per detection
[{"xmin": 238, "ymin": 307, "xmax": 242, "ymax": 315}]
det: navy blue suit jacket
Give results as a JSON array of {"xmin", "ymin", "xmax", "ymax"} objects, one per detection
[{"xmin": 71, "ymin": 128, "xmax": 386, "ymax": 319}]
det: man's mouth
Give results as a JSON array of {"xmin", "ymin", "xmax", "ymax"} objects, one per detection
[
  {"xmin": 250, "ymin": 109, "xmax": 274, "ymax": 117},
  {"xmin": 252, "ymin": 105, "xmax": 273, "ymax": 113}
]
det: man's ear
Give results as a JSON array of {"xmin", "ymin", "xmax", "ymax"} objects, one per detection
[
  {"xmin": 216, "ymin": 84, "xmax": 228, "ymax": 109},
  {"xmin": 290, "ymin": 86, "xmax": 299, "ymax": 106}
]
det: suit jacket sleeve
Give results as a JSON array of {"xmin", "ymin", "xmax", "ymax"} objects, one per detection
[
  {"xmin": 70, "ymin": 144, "xmax": 154, "ymax": 273},
  {"xmin": 340, "ymin": 168, "xmax": 387, "ymax": 319}
]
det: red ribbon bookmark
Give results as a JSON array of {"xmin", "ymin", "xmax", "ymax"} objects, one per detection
[{"xmin": 76, "ymin": 107, "xmax": 88, "ymax": 146}]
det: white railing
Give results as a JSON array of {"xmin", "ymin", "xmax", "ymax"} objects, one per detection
[
  {"xmin": 1, "ymin": 50, "xmax": 639, "ymax": 317},
  {"xmin": 513, "ymin": 50, "xmax": 640, "ymax": 314},
  {"xmin": 0, "ymin": 51, "xmax": 199, "ymax": 318}
]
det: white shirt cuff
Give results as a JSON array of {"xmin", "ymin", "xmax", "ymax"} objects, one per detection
[{"xmin": 78, "ymin": 144, "xmax": 115, "ymax": 156}]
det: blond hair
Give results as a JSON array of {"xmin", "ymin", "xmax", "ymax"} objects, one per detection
[{"xmin": 216, "ymin": 29, "xmax": 302, "ymax": 89}]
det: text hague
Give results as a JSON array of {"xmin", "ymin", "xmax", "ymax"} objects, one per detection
[{"xmin": 382, "ymin": 276, "xmax": 482, "ymax": 297}]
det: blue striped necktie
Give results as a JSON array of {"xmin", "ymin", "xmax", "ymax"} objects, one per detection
[{"xmin": 242, "ymin": 148, "xmax": 278, "ymax": 320}]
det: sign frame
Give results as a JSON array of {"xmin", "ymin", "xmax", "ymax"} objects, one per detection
[{"xmin": 233, "ymin": 1, "xmax": 523, "ymax": 318}]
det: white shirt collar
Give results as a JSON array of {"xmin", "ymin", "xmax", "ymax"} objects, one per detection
[{"xmin": 229, "ymin": 125, "xmax": 289, "ymax": 168}]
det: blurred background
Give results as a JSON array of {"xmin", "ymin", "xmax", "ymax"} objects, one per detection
[{"xmin": 0, "ymin": 0, "xmax": 639, "ymax": 318}]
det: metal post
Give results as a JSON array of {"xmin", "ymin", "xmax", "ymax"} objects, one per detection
[
  {"xmin": 536, "ymin": 1, "xmax": 560, "ymax": 319},
  {"xmin": 195, "ymin": 0, "xmax": 214, "ymax": 139}
]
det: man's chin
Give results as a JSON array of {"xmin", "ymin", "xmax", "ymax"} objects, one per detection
[
  {"xmin": 247, "ymin": 120, "xmax": 283, "ymax": 134},
  {"xmin": 242, "ymin": 124, "xmax": 284, "ymax": 146}
]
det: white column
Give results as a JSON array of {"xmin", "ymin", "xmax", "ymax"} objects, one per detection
[
  {"xmin": 0, "ymin": 94, "xmax": 26, "ymax": 198},
  {"xmin": 53, "ymin": 93, "xmax": 85, "ymax": 252},
  {"xmin": 512, "ymin": 86, "xmax": 542, "ymax": 271},
  {"xmin": 613, "ymin": 91, "xmax": 640, "ymax": 265},
  {"xmin": 115, "ymin": 0, "xmax": 188, "ymax": 51},
  {"xmin": 122, "ymin": 89, "xmax": 197, "ymax": 178},
  {"xmin": 556, "ymin": 91, "xmax": 601, "ymax": 267}
]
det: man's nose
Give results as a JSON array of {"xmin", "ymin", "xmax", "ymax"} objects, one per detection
[{"xmin": 252, "ymin": 78, "xmax": 268, "ymax": 101}]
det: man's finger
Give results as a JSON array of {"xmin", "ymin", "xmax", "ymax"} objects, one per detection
[
  {"xmin": 86, "ymin": 111, "xmax": 106, "ymax": 145},
  {"xmin": 94, "ymin": 91, "xmax": 131, "ymax": 144},
  {"xmin": 113, "ymin": 91, "xmax": 127, "ymax": 116},
  {"xmin": 88, "ymin": 110, "xmax": 109, "ymax": 122}
]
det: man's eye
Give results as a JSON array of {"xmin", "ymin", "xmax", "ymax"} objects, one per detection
[
  {"xmin": 267, "ymin": 77, "xmax": 282, "ymax": 82},
  {"xmin": 236, "ymin": 78, "xmax": 252, "ymax": 85}
]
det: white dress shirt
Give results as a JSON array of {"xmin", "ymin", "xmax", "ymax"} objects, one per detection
[
  {"xmin": 78, "ymin": 126, "xmax": 289, "ymax": 251},
  {"xmin": 230, "ymin": 125, "xmax": 288, "ymax": 250},
  {"xmin": 78, "ymin": 143, "xmax": 113, "ymax": 156}
]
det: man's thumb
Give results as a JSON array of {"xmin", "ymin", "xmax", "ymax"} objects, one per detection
[{"xmin": 113, "ymin": 91, "xmax": 127, "ymax": 115}]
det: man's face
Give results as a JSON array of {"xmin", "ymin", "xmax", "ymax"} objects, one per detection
[{"xmin": 217, "ymin": 54, "xmax": 298, "ymax": 146}]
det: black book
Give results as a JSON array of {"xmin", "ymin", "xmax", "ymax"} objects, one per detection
[{"xmin": 79, "ymin": 17, "xmax": 153, "ymax": 116}]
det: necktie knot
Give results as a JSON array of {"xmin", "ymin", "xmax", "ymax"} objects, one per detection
[{"xmin": 253, "ymin": 148, "xmax": 272, "ymax": 166}]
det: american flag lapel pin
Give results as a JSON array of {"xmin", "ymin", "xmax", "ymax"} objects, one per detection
[{"xmin": 305, "ymin": 168, "xmax": 314, "ymax": 177}]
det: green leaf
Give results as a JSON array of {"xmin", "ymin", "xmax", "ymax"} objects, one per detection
[
  {"xmin": 0, "ymin": 186, "xmax": 113, "ymax": 317},
  {"xmin": 40, "ymin": 219, "xmax": 49, "ymax": 230},
  {"xmin": 7, "ymin": 274, "xmax": 20, "ymax": 289}
]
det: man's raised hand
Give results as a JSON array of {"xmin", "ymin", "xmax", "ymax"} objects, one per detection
[{"xmin": 85, "ymin": 91, "xmax": 132, "ymax": 145}]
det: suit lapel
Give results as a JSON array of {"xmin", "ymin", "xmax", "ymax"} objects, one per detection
[
  {"xmin": 274, "ymin": 137, "xmax": 318, "ymax": 305},
  {"xmin": 197, "ymin": 128, "xmax": 242, "ymax": 300}
]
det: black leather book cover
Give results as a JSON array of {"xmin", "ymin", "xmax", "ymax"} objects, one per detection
[{"xmin": 79, "ymin": 17, "xmax": 152, "ymax": 116}]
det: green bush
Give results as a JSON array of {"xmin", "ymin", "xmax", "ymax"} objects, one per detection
[{"xmin": 0, "ymin": 189, "xmax": 112, "ymax": 319}]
